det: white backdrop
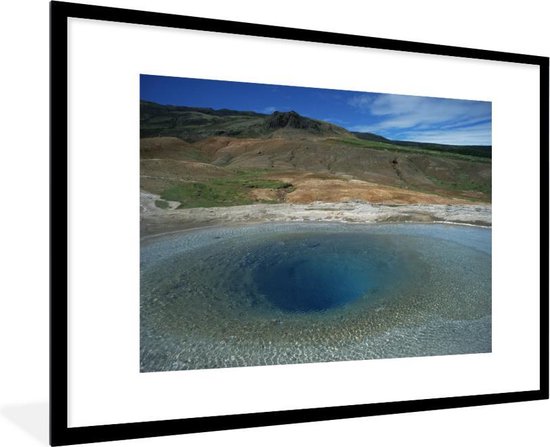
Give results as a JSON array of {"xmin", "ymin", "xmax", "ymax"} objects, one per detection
[{"xmin": 0, "ymin": 0, "xmax": 548, "ymax": 446}]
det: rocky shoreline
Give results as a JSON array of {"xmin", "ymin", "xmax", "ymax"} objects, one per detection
[{"xmin": 140, "ymin": 191, "xmax": 491, "ymax": 237}]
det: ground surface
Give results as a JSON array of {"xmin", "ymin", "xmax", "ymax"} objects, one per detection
[{"xmin": 141, "ymin": 191, "xmax": 491, "ymax": 237}]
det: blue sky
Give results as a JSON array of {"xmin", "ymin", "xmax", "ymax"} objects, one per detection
[{"xmin": 141, "ymin": 75, "xmax": 492, "ymax": 146}]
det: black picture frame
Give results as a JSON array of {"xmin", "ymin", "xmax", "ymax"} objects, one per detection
[{"xmin": 50, "ymin": 1, "xmax": 549, "ymax": 445}]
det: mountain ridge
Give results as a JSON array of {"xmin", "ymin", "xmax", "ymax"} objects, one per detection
[
  {"xmin": 141, "ymin": 100, "xmax": 491, "ymax": 158},
  {"xmin": 140, "ymin": 100, "xmax": 351, "ymax": 141}
]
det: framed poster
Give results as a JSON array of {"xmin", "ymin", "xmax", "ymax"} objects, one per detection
[{"xmin": 50, "ymin": 1, "xmax": 549, "ymax": 445}]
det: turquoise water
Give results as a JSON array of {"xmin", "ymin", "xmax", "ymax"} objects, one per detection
[
  {"xmin": 251, "ymin": 233, "xmax": 409, "ymax": 312},
  {"xmin": 140, "ymin": 223, "xmax": 491, "ymax": 372}
]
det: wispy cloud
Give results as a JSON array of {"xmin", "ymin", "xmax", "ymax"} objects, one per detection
[
  {"xmin": 395, "ymin": 122, "xmax": 491, "ymax": 146},
  {"xmin": 348, "ymin": 93, "xmax": 491, "ymax": 145},
  {"xmin": 348, "ymin": 94, "xmax": 375, "ymax": 109}
]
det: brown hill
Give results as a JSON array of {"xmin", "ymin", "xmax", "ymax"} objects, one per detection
[
  {"xmin": 141, "ymin": 136, "xmax": 490, "ymax": 207},
  {"xmin": 140, "ymin": 103, "xmax": 491, "ymax": 208}
]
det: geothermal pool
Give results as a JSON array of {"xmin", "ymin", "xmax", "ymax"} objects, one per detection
[{"xmin": 140, "ymin": 223, "xmax": 491, "ymax": 372}]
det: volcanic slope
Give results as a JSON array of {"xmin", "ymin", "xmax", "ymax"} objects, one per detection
[{"xmin": 140, "ymin": 101, "xmax": 491, "ymax": 209}]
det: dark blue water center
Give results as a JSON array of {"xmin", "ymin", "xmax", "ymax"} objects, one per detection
[{"xmin": 249, "ymin": 234, "xmax": 399, "ymax": 313}]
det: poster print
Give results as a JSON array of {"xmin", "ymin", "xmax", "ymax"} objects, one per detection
[{"xmin": 139, "ymin": 75, "xmax": 492, "ymax": 372}]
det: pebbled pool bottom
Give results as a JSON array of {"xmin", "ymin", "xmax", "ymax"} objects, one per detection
[{"xmin": 140, "ymin": 222, "xmax": 491, "ymax": 372}]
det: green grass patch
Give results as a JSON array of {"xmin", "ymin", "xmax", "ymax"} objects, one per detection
[
  {"xmin": 332, "ymin": 137, "xmax": 491, "ymax": 163},
  {"xmin": 427, "ymin": 174, "xmax": 491, "ymax": 195},
  {"xmin": 242, "ymin": 179, "xmax": 293, "ymax": 189},
  {"xmin": 154, "ymin": 199, "xmax": 170, "ymax": 209},
  {"xmin": 160, "ymin": 170, "xmax": 294, "ymax": 208}
]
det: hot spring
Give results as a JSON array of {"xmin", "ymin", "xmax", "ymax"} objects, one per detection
[{"xmin": 140, "ymin": 223, "xmax": 491, "ymax": 372}]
